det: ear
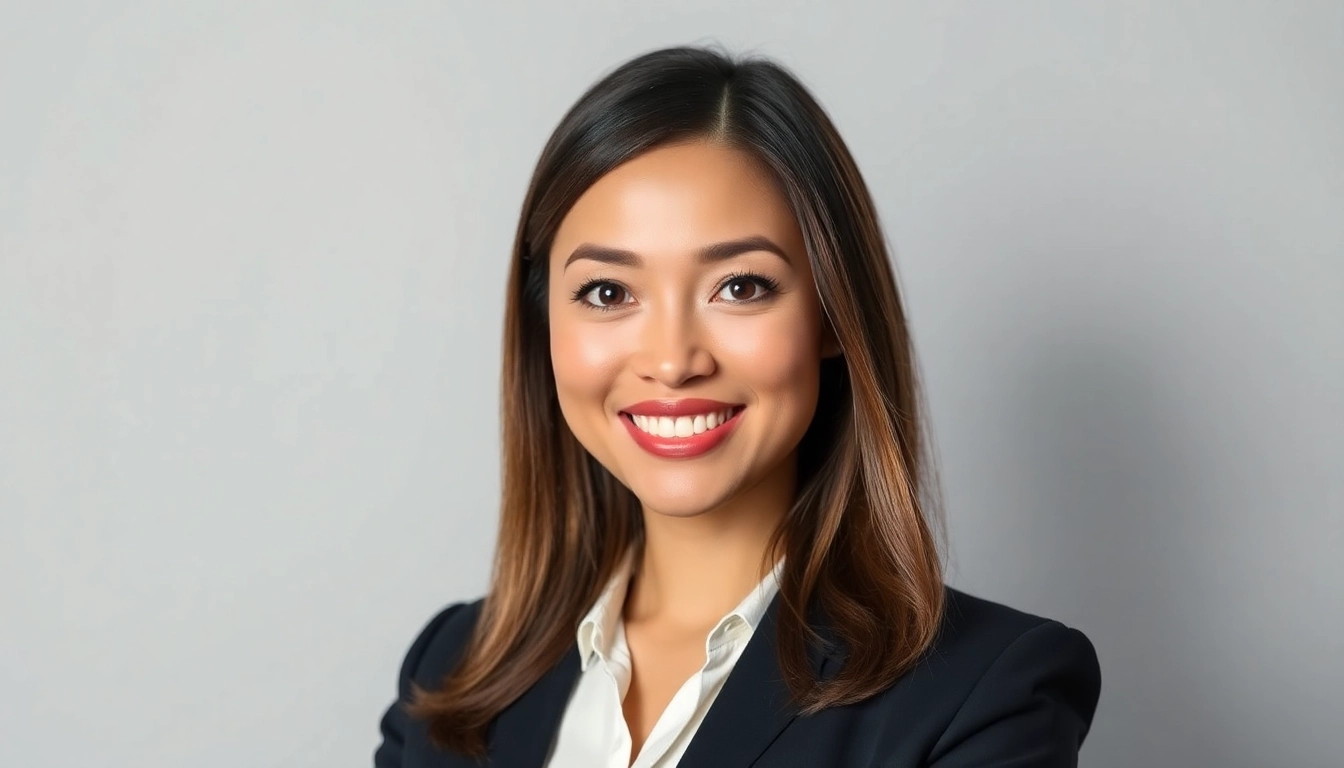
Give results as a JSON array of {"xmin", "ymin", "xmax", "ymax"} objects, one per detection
[{"xmin": 820, "ymin": 316, "xmax": 843, "ymax": 359}]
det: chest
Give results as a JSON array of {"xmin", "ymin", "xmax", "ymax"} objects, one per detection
[{"xmin": 620, "ymin": 621, "xmax": 710, "ymax": 755}]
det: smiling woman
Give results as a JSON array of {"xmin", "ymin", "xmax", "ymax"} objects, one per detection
[
  {"xmin": 550, "ymin": 142, "xmax": 831, "ymax": 517},
  {"xmin": 375, "ymin": 46, "xmax": 1101, "ymax": 768}
]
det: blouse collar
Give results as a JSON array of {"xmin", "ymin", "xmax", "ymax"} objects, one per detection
[{"xmin": 576, "ymin": 548, "xmax": 785, "ymax": 671}]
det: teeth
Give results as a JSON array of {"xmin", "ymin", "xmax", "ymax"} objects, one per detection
[{"xmin": 630, "ymin": 408, "xmax": 736, "ymax": 438}]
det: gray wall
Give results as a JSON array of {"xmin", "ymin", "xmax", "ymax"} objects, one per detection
[{"xmin": 2, "ymin": 2, "xmax": 1340, "ymax": 766}]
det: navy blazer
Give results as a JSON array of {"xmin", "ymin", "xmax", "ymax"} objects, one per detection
[{"xmin": 375, "ymin": 587, "xmax": 1101, "ymax": 767}]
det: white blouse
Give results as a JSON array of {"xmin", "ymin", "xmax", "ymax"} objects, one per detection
[{"xmin": 544, "ymin": 550, "xmax": 785, "ymax": 768}]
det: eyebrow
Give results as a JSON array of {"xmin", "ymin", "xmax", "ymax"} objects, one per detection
[{"xmin": 562, "ymin": 235, "xmax": 793, "ymax": 271}]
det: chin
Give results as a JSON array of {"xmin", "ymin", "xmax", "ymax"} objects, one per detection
[{"xmin": 624, "ymin": 477, "xmax": 737, "ymax": 519}]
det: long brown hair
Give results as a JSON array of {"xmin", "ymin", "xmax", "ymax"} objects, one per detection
[{"xmin": 411, "ymin": 45, "xmax": 945, "ymax": 757}]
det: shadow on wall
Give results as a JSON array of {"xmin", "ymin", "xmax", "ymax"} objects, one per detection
[{"xmin": 1004, "ymin": 335, "xmax": 1252, "ymax": 768}]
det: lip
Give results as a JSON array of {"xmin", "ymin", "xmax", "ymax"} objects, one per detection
[
  {"xmin": 618, "ymin": 401, "xmax": 745, "ymax": 459},
  {"xmin": 619, "ymin": 398, "xmax": 742, "ymax": 417}
]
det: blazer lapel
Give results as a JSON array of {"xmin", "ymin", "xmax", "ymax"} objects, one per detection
[
  {"xmin": 677, "ymin": 593, "xmax": 845, "ymax": 768},
  {"xmin": 486, "ymin": 645, "xmax": 582, "ymax": 767}
]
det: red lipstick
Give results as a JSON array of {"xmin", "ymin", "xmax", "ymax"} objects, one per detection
[
  {"xmin": 618, "ymin": 399, "xmax": 744, "ymax": 459},
  {"xmin": 621, "ymin": 398, "xmax": 740, "ymax": 417}
]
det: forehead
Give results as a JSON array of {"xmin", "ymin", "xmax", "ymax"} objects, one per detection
[{"xmin": 549, "ymin": 141, "xmax": 801, "ymax": 266}]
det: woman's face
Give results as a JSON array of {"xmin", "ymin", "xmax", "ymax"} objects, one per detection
[{"xmin": 548, "ymin": 141, "xmax": 833, "ymax": 519}]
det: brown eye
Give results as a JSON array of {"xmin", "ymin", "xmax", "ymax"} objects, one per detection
[
  {"xmin": 717, "ymin": 277, "xmax": 762, "ymax": 302},
  {"xmin": 582, "ymin": 282, "xmax": 630, "ymax": 308}
]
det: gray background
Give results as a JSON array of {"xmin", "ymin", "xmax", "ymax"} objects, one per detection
[{"xmin": 2, "ymin": 2, "xmax": 1340, "ymax": 766}]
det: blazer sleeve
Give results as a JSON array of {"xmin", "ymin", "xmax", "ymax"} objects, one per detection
[
  {"xmin": 925, "ymin": 620, "xmax": 1102, "ymax": 768},
  {"xmin": 373, "ymin": 603, "xmax": 467, "ymax": 768}
]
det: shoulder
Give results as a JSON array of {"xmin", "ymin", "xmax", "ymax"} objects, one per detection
[
  {"xmin": 375, "ymin": 598, "xmax": 488, "ymax": 767},
  {"xmin": 937, "ymin": 587, "xmax": 1096, "ymax": 663},
  {"xmin": 922, "ymin": 586, "xmax": 1101, "ymax": 698},
  {"xmin": 393, "ymin": 597, "xmax": 487, "ymax": 696},
  {"xmin": 789, "ymin": 589, "xmax": 1101, "ymax": 764},
  {"xmin": 915, "ymin": 587, "xmax": 1103, "ymax": 759}
]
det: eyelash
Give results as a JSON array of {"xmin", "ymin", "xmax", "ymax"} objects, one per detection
[
  {"xmin": 570, "ymin": 271, "xmax": 782, "ymax": 312},
  {"xmin": 568, "ymin": 276, "xmax": 622, "ymax": 311},
  {"xmin": 721, "ymin": 271, "xmax": 782, "ymax": 302}
]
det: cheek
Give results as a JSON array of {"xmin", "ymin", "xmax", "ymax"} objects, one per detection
[
  {"xmin": 711, "ymin": 308, "xmax": 823, "ymax": 404},
  {"xmin": 549, "ymin": 313, "xmax": 624, "ymax": 411}
]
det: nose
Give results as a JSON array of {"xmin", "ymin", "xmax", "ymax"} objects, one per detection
[{"xmin": 631, "ymin": 305, "xmax": 716, "ymax": 388}]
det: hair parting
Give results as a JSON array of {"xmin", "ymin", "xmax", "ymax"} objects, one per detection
[{"xmin": 408, "ymin": 44, "xmax": 945, "ymax": 757}]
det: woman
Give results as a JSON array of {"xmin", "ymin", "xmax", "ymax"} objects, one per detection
[{"xmin": 375, "ymin": 46, "xmax": 1100, "ymax": 767}]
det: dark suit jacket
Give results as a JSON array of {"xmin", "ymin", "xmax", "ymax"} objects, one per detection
[{"xmin": 375, "ymin": 587, "xmax": 1101, "ymax": 767}]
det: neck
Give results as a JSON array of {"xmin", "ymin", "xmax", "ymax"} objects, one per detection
[{"xmin": 624, "ymin": 456, "xmax": 794, "ymax": 629}]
